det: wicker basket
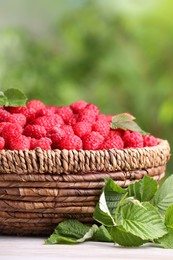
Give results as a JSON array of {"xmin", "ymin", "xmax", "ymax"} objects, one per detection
[{"xmin": 0, "ymin": 139, "xmax": 170, "ymax": 236}]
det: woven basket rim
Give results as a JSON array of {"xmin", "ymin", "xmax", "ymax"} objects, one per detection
[
  {"xmin": 0, "ymin": 138, "xmax": 169, "ymax": 153},
  {"xmin": 0, "ymin": 138, "xmax": 170, "ymax": 174}
]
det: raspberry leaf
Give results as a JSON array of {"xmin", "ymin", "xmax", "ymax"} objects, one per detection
[
  {"xmin": 45, "ymin": 219, "xmax": 90, "ymax": 244},
  {"xmin": 0, "ymin": 91, "xmax": 8, "ymax": 106},
  {"xmin": 45, "ymin": 220, "xmax": 112, "ymax": 244},
  {"xmin": 111, "ymin": 113, "xmax": 147, "ymax": 135},
  {"xmin": 152, "ymin": 175, "xmax": 173, "ymax": 215},
  {"xmin": 93, "ymin": 178, "xmax": 126, "ymax": 226},
  {"xmin": 92, "ymin": 225, "xmax": 112, "ymax": 242},
  {"xmin": 127, "ymin": 175, "xmax": 158, "ymax": 202},
  {"xmin": 119, "ymin": 201, "xmax": 167, "ymax": 240},
  {"xmin": 111, "ymin": 226, "xmax": 146, "ymax": 247},
  {"xmin": 4, "ymin": 88, "xmax": 27, "ymax": 106},
  {"xmin": 158, "ymin": 228, "xmax": 173, "ymax": 249},
  {"xmin": 165, "ymin": 205, "xmax": 173, "ymax": 228},
  {"xmin": 158, "ymin": 205, "xmax": 173, "ymax": 248}
]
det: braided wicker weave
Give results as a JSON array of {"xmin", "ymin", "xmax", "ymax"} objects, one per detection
[{"xmin": 0, "ymin": 139, "xmax": 170, "ymax": 236}]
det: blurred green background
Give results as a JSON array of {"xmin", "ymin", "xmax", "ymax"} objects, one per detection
[{"xmin": 0, "ymin": 0, "xmax": 172, "ymax": 173}]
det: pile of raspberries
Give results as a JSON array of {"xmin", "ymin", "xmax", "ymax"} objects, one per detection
[{"xmin": 0, "ymin": 100, "xmax": 158, "ymax": 150}]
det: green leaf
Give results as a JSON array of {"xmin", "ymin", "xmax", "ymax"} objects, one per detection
[
  {"xmin": 165, "ymin": 205, "xmax": 173, "ymax": 228},
  {"xmin": 152, "ymin": 175, "xmax": 173, "ymax": 215},
  {"xmin": 111, "ymin": 226, "xmax": 146, "ymax": 247},
  {"xmin": 127, "ymin": 176, "xmax": 158, "ymax": 202},
  {"xmin": 92, "ymin": 225, "xmax": 113, "ymax": 242},
  {"xmin": 157, "ymin": 205, "xmax": 173, "ymax": 248},
  {"xmin": 119, "ymin": 202, "xmax": 167, "ymax": 240},
  {"xmin": 93, "ymin": 178, "xmax": 126, "ymax": 226},
  {"xmin": 158, "ymin": 228, "xmax": 173, "ymax": 249},
  {"xmin": 77, "ymin": 224, "xmax": 98, "ymax": 242},
  {"xmin": 54, "ymin": 219, "xmax": 89, "ymax": 239},
  {"xmin": 110, "ymin": 113, "xmax": 146, "ymax": 134},
  {"xmin": 0, "ymin": 91, "xmax": 8, "ymax": 106},
  {"xmin": 104, "ymin": 178, "xmax": 126, "ymax": 216},
  {"xmin": 45, "ymin": 220, "xmax": 95, "ymax": 244},
  {"xmin": 93, "ymin": 196, "xmax": 116, "ymax": 227},
  {"xmin": 45, "ymin": 233, "xmax": 77, "ymax": 244},
  {"xmin": 4, "ymin": 88, "xmax": 27, "ymax": 106}
]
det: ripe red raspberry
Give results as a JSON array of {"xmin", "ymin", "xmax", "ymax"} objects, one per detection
[
  {"xmin": 61, "ymin": 125, "xmax": 74, "ymax": 135},
  {"xmin": 19, "ymin": 107, "xmax": 36, "ymax": 123},
  {"xmin": 0, "ymin": 137, "xmax": 5, "ymax": 150},
  {"xmin": 1, "ymin": 123, "xmax": 23, "ymax": 148},
  {"xmin": 1, "ymin": 123, "xmax": 23, "ymax": 138},
  {"xmin": 56, "ymin": 106, "xmax": 74, "ymax": 124},
  {"xmin": 0, "ymin": 122, "xmax": 11, "ymax": 135},
  {"xmin": 0, "ymin": 109, "xmax": 10, "ymax": 122},
  {"xmin": 92, "ymin": 118, "xmax": 110, "ymax": 137},
  {"xmin": 27, "ymin": 100, "xmax": 46, "ymax": 111},
  {"xmin": 143, "ymin": 135, "xmax": 158, "ymax": 147},
  {"xmin": 73, "ymin": 121, "xmax": 92, "ymax": 138},
  {"xmin": 59, "ymin": 135, "xmax": 83, "ymax": 150},
  {"xmin": 7, "ymin": 113, "xmax": 26, "ymax": 127},
  {"xmin": 68, "ymin": 114, "xmax": 77, "ymax": 126},
  {"xmin": 86, "ymin": 104, "xmax": 100, "ymax": 116},
  {"xmin": 36, "ymin": 107, "xmax": 55, "ymax": 118},
  {"xmin": 123, "ymin": 130, "xmax": 143, "ymax": 148},
  {"xmin": 77, "ymin": 108, "xmax": 97, "ymax": 123},
  {"xmin": 83, "ymin": 131, "xmax": 104, "ymax": 150},
  {"xmin": 8, "ymin": 135, "xmax": 31, "ymax": 150},
  {"xmin": 5, "ymin": 106, "xmax": 24, "ymax": 114},
  {"xmin": 47, "ymin": 126, "xmax": 65, "ymax": 149},
  {"xmin": 23, "ymin": 124, "xmax": 46, "ymax": 139},
  {"xmin": 109, "ymin": 129, "xmax": 124, "ymax": 137},
  {"xmin": 102, "ymin": 135, "xmax": 124, "ymax": 150},
  {"xmin": 30, "ymin": 137, "xmax": 52, "ymax": 150},
  {"xmin": 34, "ymin": 115, "xmax": 64, "ymax": 131},
  {"xmin": 70, "ymin": 100, "xmax": 88, "ymax": 113}
]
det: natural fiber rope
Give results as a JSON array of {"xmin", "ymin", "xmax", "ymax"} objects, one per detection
[{"xmin": 0, "ymin": 139, "xmax": 170, "ymax": 174}]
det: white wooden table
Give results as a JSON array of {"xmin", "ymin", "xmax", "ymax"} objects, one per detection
[{"xmin": 0, "ymin": 236, "xmax": 172, "ymax": 260}]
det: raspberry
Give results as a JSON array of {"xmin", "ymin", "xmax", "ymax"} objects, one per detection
[
  {"xmin": 1, "ymin": 123, "xmax": 23, "ymax": 138},
  {"xmin": 47, "ymin": 126, "xmax": 65, "ymax": 149},
  {"xmin": 123, "ymin": 130, "xmax": 143, "ymax": 148},
  {"xmin": 56, "ymin": 106, "xmax": 74, "ymax": 124},
  {"xmin": 34, "ymin": 115, "xmax": 64, "ymax": 131},
  {"xmin": 36, "ymin": 107, "xmax": 56, "ymax": 117},
  {"xmin": 0, "ymin": 122, "xmax": 11, "ymax": 135},
  {"xmin": 68, "ymin": 114, "xmax": 77, "ymax": 126},
  {"xmin": 61, "ymin": 125, "xmax": 74, "ymax": 135},
  {"xmin": 7, "ymin": 113, "xmax": 26, "ymax": 127},
  {"xmin": 0, "ymin": 109, "xmax": 10, "ymax": 122},
  {"xmin": 85, "ymin": 104, "xmax": 100, "ymax": 116},
  {"xmin": 27, "ymin": 100, "xmax": 46, "ymax": 111},
  {"xmin": 5, "ymin": 106, "xmax": 24, "ymax": 114},
  {"xmin": 83, "ymin": 131, "xmax": 104, "ymax": 150},
  {"xmin": 70, "ymin": 100, "xmax": 88, "ymax": 113},
  {"xmin": 106, "ymin": 115, "xmax": 113, "ymax": 122},
  {"xmin": 143, "ymin": 135, "xmax": 158, "ymax": 147},
  {"xmin": 109, "ymin": 129, "xmax": 124, "ymax": 137},
  {"xmin": 59, "ymin": 135, "xmax": 83, "ymax": 150},
  {"xmin": 1, "ymin": 123, "xmax": 23, "ymax": 148},
  {"xmin": 102, "ymin": 135, "xmax": 124, "ymax": 150},
  {"xmin": 73, "ymin": 121, "xmax": 92, "ymax": 138},
  {"xmin": 30, "ymin": 137, "xmax": 52, "ymax": 150},
  {"xmin": 23, "ymin": 124, "xmax": 47, "ymax": 139},
  {"xmin": 8, "ymin": 135, "xmax": 31, "ymax": 150},
  {"xmin": 92, "ymin": 118, "xmax": 110, "ymax": 137},
  {"xmin": 20, "ymin": 107, "xmax": 36, "ymax": 123},
  {"xmin": 0, "ymin": 137, "xmax": 5, "ymax": 150},
  {"xmin": 77, "ymin": 108, "xmax": 97, "ymax": 123}
]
